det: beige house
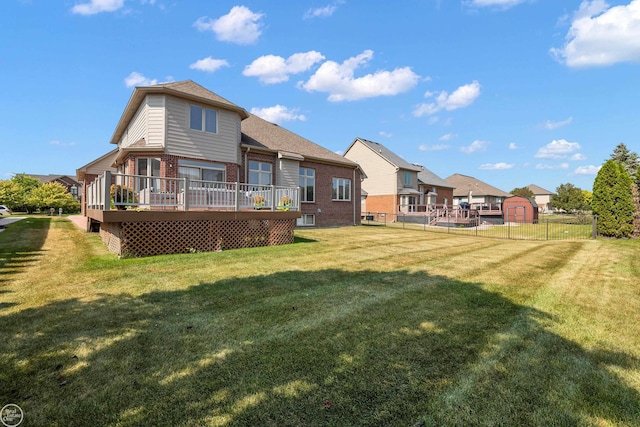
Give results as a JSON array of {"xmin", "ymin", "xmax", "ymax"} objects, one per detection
[
  {"xmin": 343, "ymin": 137, "xmax": 453, "ymax": 215},
  {"xmin": 445, "ymin": 173, "xmax": 511, "ymax": 207},
  {"xmin": 526, "ymin": 184, "xmax": 554, "ymax": 213}
]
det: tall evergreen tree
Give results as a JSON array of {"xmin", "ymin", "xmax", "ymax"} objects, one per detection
[
  {"xmin": 592, "ymin": 160, "xmax": 634, "ymax": 238},
  {"xmin": 610, "ymin": 143, "xmax": 640, "ymax": 177}
]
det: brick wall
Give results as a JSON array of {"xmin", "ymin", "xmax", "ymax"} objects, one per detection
[{"xmin": 299, "ymin": 161, "xmax": 361, "ymax": 227}]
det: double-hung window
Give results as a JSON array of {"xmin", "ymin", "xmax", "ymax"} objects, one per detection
[
  {"xmin": 403, "ymin": 171, "xmax": 412, "ymax": 187},
  {"xmin": 249, "ymin": 161, "xmax": 272, "ymax": 187},
  {"xmin": 189, "ymin": 105, "xmax": 217, "ymax": 133},
  {"xmin": 332, "ymin": 177, "xmax": 351, "ymax": 201},
  {"xmin": 299, "ymin": 167, "xmax": 315, "ymax": 202}
]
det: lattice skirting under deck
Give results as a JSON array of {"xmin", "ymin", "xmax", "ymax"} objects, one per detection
[{"xmin": 99, "ymin": 218, "xmax": 295, "ymax": 257}]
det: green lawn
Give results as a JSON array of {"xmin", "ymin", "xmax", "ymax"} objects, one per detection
[{"xmin": 1, "ymin": 217, "xmax": 639, "ymax": 426}]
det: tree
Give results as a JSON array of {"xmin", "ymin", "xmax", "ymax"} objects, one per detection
[
  {"xmin": 610, "ymin": 143, "xmax": 639, "ymax": 177},
  {"xmin": 26, "ymin": 182, "xmax": 81, "ymax": 213},
  {"xmin": 582, "ymin": 189, "xmax": 592, "ymax": 211},
  {"xmin": 510, "ymin": 186, "xmax": 534, "ymax": 198},
  {"xmin": 0, "ymin": 174, "xmax": 41, "ymax": 212},
  {"xmin": 550, "ymin": 183, "xmax": 585, "ymax": 212},
  {"xmin": 592, "ymin": 160, "xmax": 634, "ymax": 238}
]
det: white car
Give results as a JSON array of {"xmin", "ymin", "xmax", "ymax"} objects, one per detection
[{"xmin": 0, "ymin": 205, "xmax": 12, "ymax": 215}]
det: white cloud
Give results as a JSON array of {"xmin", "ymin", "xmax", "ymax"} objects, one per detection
[
  {"xmin": 250, "ymin": 105, "xmax": 306, "ymax": 124},
  {"xmin": 413, "ymin": 81, "xmax": 481, "ymax": 117},
  {"xmin": 299, "ymin": 50, "xmax": 420, "ymax": 102},
  {"xmin": 551, "ymin": 0, "xmax": 640, "ymax": 67},
  {"xmin": 71, "ymin": 0, "xmax": 124, "ymax": 15},
  {"xmin": 244, "ymin": 51, "xmax": 325, "ymax": 84},
  {"xmin": 418, "ymin": 144, "xmax": 449, "ymax": 151},
  {"xmin": 439, "ymin": 133, "xmax": 457, "ymax": 141},
  {"xmin": 460, "ymin": 140, "xmax": 488, "ymax": 154},
  {"xmin": 124, "ymin": 72, "xmax": 157, "ymax": 87},
  {"xmin": 479, "ymin": 162, "xmax": 514, "ymax": 170},
  {"xmin": 194, "ymin": 6, "xmax": 264, "ymax": 45},
  {"xmin": 542, "ymin": 116, "xmax": 573, "ymax": 130},
  {"xmin": 573, "ymin": 165, "xmax": 601, "ymax": 175},
  {"xmin": 124, "ymin": 72, "xmax": 173, "ymax": 88},
  {"xmin": 535, "ymin": 139, "xmax": 581, "ymax": 159},
  {"xmin": 189, "ymin": 57, "xmax": 230, "ymax": 73},
  {"xmin": 304, "ymin": 1, "xmax": 343, "ymax": 19},
  {"xmin": 508, "ymin": 142, "xmax": 518, "ymax": 149},
  {"xmin": 465, "ymin": 0, "xmax": 526, "ymax": 9},
  {"xmin": 379, "ymin": 131, "xmax": 393, "ymax": 138},
  {"xmin": 536, "ymin": 163, "xmax": 570, "ymax": 170},
  {"xmin": 570, "ymin": 153, "xmax": 587, "ymax": 161}
]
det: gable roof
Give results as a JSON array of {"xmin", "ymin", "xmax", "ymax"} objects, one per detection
[
  {"xmin": 415, "ymin": 164, "xmax": 455, "ymax": 189},
  {"xmin": 77, "ymin": 149, "xmax": 118, "ymax": 181},
  {"xmin": 26, "ymin": 174, "xmax": 81, "ymax": 187},
  {"xmin": 526, "ymin": 184, "xmax": 555, "ymax": 195},
  {"xmin": 240, "ymin": 113, "xmax": 358, "ymax": 167},
  {"xmin": 445, "ymin": 173, "xmax": 511, "ymax": 198},
  {"xmin": 345, "ymin": 138, "xmax": 422, "ymax": 172},
  {"xmin": 110, "ymin": 80, "xmax": 249, "ymax": 145}
]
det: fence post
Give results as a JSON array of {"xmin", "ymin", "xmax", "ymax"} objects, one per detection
[
  {"xmin": 546, "ymin": 219, "xmax": 549, "ymax": 241},
  {"xmin": 103, "ymin": 171, "xmax": 111, "ymax": 210},
  {"xmin": 592, "ymin": 215, "xmax": 597, "ymax": 239},
  {"xmin": 448, "ymin": 214, "xmax": 451, "ymax": 233},
  {"xmin": 271, "ymin": 185, "xmax": 276, "ymax": 211}
]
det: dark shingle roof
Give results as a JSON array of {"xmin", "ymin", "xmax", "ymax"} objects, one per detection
[
  {"xmin": 526, "ymin": 184, "xmax": 555, "ymax": 195},
  {"xmin": 350, "ymin": 138, "xmax": 422, "ymax": 172},
  {"xmin": 415, "ymin": 165, "xmax": 455, "ymax": 189},
  {"xmin": 241, "ymin": 114, "xmax": 357, "ymax": 166},
  {"xmin": 445, "ymin": 173, "xmax": 511, "ymax": 198}
]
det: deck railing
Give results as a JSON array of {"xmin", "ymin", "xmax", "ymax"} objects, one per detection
[{"xmin": 86, "ymin": 171, "xmax": 300, "ymax": 212}]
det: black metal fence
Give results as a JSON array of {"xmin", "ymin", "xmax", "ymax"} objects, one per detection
[{"xmin": 361, "ymin": 212, "xmax": 597, "ymax": 241}]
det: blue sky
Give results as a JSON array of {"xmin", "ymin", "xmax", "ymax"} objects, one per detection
[{"xmin": 2, "ymin": 0, "xmax": 639, "ymax": 193}]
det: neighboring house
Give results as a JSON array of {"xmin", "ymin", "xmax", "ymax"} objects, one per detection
[
  {"xmin": 343, "ymin": 137, "xmax": 453, "ymax": 215},
  {"xmin": 445, "ymin": 173, "xmax": 511, "ymax": 207},
  {"xmin": 80, "ymin": 80, "xmax": 361, "ymax": 256},
  {"xmin": 27, "ymin": 174, "xmax": 82, "ymax": 200},
  {"xmin": 526, "ymin": 184, "xmax": 554, "ymax": 213}
]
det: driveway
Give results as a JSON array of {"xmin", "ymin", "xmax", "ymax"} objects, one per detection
[{"xmin": 0, "ymin": 216, "xmax": 26, "ymax": 232}]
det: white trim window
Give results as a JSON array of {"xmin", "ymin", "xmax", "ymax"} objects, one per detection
[
  {"xmin": 403, "ymin": 171, "xmax": 412, "ymax": 187},
  {"xmin": 297, "ymin": 214, "xmax": 315, "ymax": 226},
  {"xmin": 189, "ymin": 105, "xmax": 217, "ymax": 133},
  {"xmin": 249, "ymin": 161, "xmax": 272, "ymax": 186},
  {"xmin": 332, "ymin": 177, "xmax": 351, "ymax": 201},
  {"xmin": 178, "ymin": 160, "xmax": 225, "ymax": 183},
  {"xmin": 299, "ymin": 167, "xmax": 315, "ymax": 202},
  {"xmin": 137, "ymin": 157, "xmax": 161, "ymax": 190}
]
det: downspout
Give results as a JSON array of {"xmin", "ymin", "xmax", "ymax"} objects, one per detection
[{"xmin": 244, "ymin": 147, "xmax": 250, "ymax": 183}]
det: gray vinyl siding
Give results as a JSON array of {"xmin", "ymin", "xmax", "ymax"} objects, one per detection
[
  {"xmin": 164, "ymin": 95, "xmax": 240, "ymax": 163},
  {"xmin": 146, "ymin": 95, "xmax": 165, "ymax": 147},
  {"xmin": 277, "ymin": 158, "xmax": 299, "ymax": 187},
  {"xmin": 119, "ymin": 102, "xmax": 147, "ymax": 147},
  {"xmin": 117, "ymin": 95, "xmax": 165, "ymax": 148}
]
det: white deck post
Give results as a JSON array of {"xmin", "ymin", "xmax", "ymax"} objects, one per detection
[
  {"xmin": 103, "ymin": 171, "xmax": 111, "ymax": 210},
  {"xmin": 183, "ymin": 177, "xmax": 190, "ymax": 211}
]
